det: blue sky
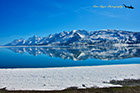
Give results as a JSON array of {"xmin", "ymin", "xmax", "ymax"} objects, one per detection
[{"xmin": 0, "ymin": 0, "xmax": 139, "ymax": 45}]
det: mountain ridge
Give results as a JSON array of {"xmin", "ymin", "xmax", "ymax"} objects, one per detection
[{"xmin": 5, "ymin": 29, "xmax": 140, "ymax": 46}]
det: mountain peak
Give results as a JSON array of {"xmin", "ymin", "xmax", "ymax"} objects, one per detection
[
  {"xmin": 100, "ymin": 29, "xmax": 113, "ymax": 31},
  {"xmin": 72, "ymin": 30, "xmax": 77, "ymax": 33},
  {"xmin": 33, "ymin": 35, "xmax": 37, "ymax": 37}
]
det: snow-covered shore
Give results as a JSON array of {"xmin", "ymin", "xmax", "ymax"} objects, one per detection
[{"xmin": 0, "ymin": 64, "xmax": 140, "ymax": 91}]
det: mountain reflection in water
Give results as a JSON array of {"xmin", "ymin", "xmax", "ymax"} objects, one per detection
[{"xmin": 8, "ymin": 46, "xmax": 140, "ymax": 61}]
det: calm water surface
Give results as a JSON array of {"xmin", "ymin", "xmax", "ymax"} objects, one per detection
[{"xmin": 0, "ymin": 46, "xmax": 140, "ymax": 68}]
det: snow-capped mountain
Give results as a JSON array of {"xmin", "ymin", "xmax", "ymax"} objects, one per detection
[
  {"xmin": 6, "ymin": 38, "xmax": 26, "ymax": 46},
  {"xmin": 25, "ymin": 35, "xmax": 42, "ymax": 45},
  {"xmin": 5, "ymin": 29, "xmax": 140, "ymax": 46}
]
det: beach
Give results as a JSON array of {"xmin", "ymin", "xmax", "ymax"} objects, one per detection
[{"xmin": 0, "ymin": 64, "xmax": 140, "ymax": 91}]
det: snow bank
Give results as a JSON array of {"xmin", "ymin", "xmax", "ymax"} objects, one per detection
[{"xmin": 0, "ymin": 64, "xmax": 140, "ymax": 90}]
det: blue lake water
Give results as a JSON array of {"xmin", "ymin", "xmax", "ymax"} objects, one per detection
[{"xmin": 0, "ymin": 46, "xmax": 140, "ymax": 68}]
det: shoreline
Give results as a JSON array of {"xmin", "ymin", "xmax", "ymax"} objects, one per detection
[
  {"xmin": 0, "ymin": 43, "xmax": 140, "ymax": 48},
  {"xmin": 0, "ymin": 64, "xmax": 139, "ymax": 70},
  {"xmin": 1, "ymin": 85, "xmax": 140, "ymax": 93}
]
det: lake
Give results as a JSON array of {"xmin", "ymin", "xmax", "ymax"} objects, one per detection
[{"xmin": 0, "ymin": 46, "xmax": 140, "ymax": 68}]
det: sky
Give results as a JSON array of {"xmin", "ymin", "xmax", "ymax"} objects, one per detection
[{"xmin": 0, "ymin": 0, "xmax": 139, "ymax": 45}]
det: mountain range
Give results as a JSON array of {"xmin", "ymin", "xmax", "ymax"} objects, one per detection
[{"xmin": 5, "ymin": 29, "xmax": 140, "ymax": 46}]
